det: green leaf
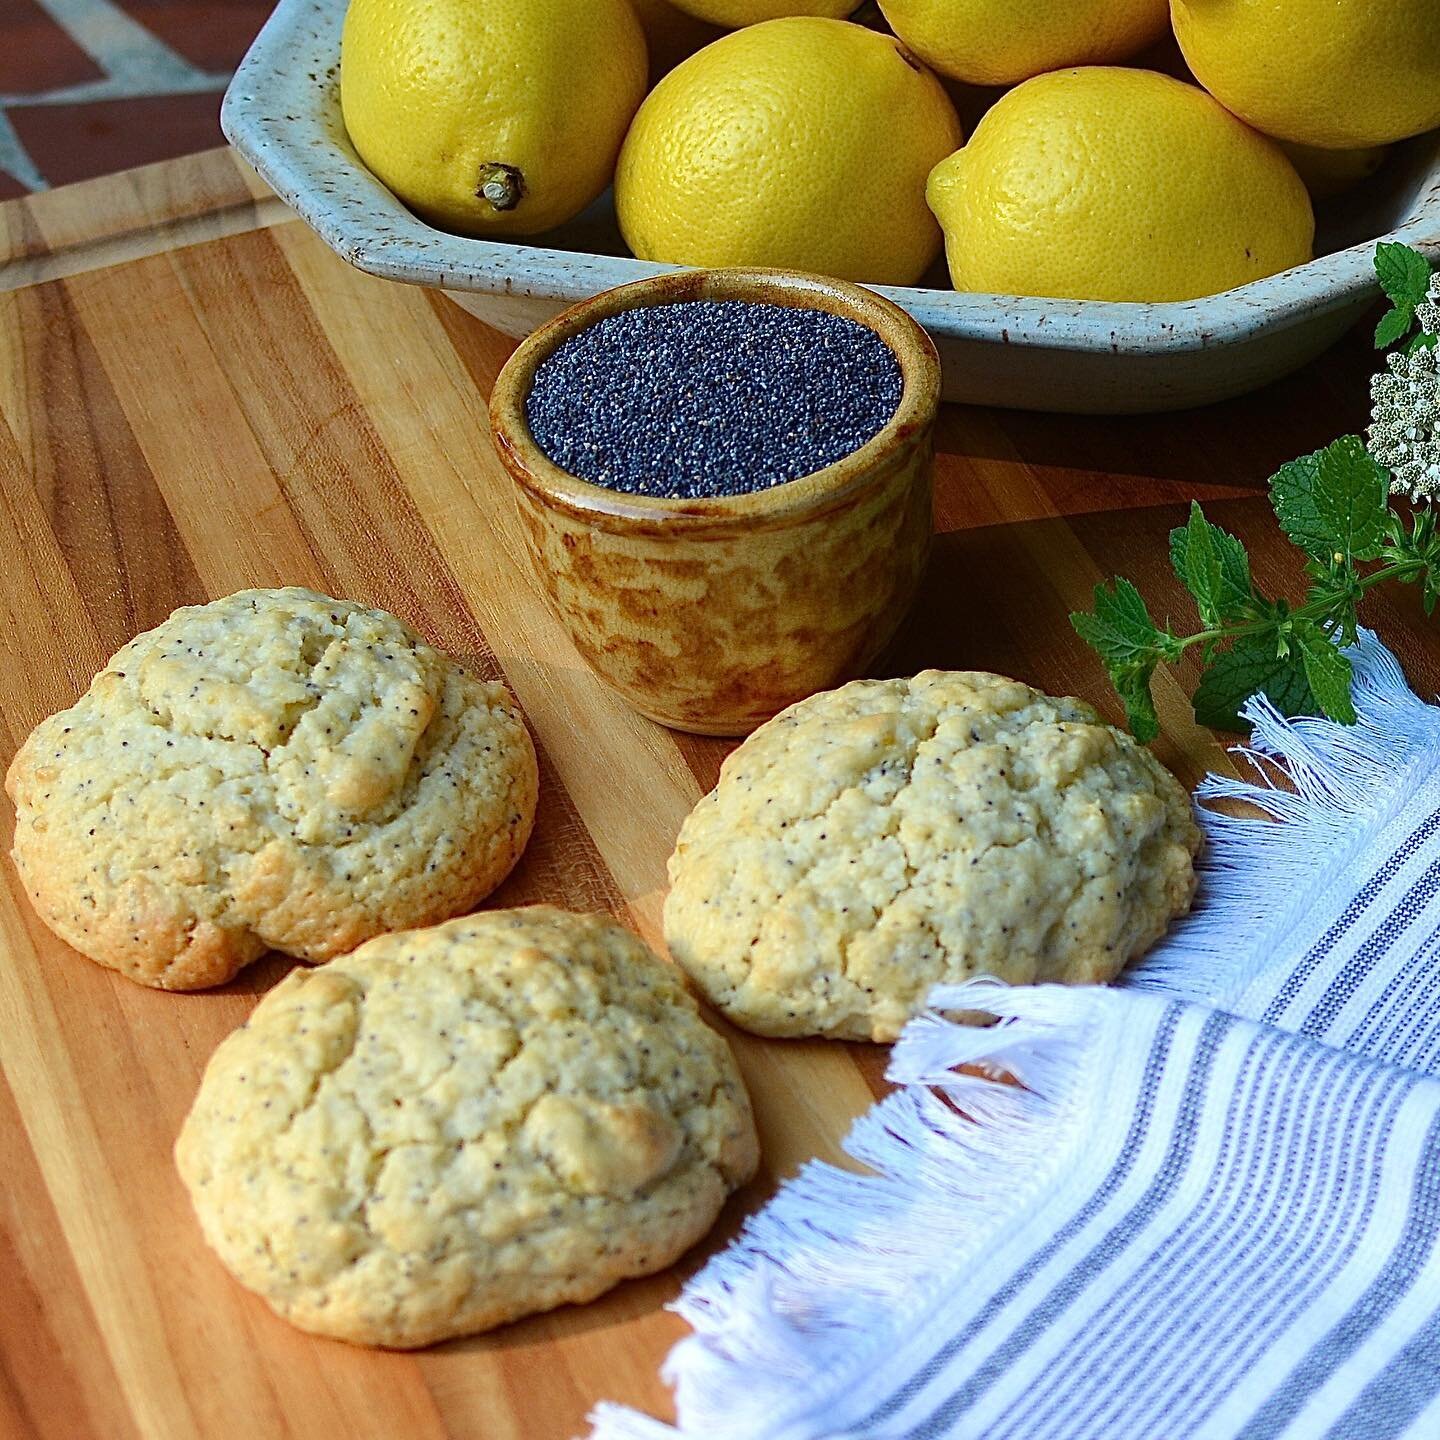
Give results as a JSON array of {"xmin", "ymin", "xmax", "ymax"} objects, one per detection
[
  {"xmin": 1193, "ymin": 635, "xmax": 1316, "ymax": 732},
  {"xmin": 1409, "ymin": 331, "xmax": 1440, "ymax": 356},
  {"xmin": 1375, "ymin": 241, "xmax": 1432, "ymax": 310},
  {"xmin": 1315, "ymin": 437, "xmax": 1391, "ymax": 561},
  {"xmin": 1269, "ymin": 436, "xmax": 1389, "ymax": 564},
  {"xmin": 1386, "ymin": 506, "xmax": 1436, "ymax": 571},
  {"xmin": 1270, "ymin": 452, "xmax": 1326, "ymax": 559},
  {"xmin": 1169, "ymin": 502, "xmax": 1254, "ymax": 626},
  {"xmin": 1114, "ymin": 664, "xmax": 1160, "ymax": 745},
  {"xmin": 1070, "ymin": 580, "xmax": 1170, "ymax": 743},
  {"xmin": 1069, "ymin": 578, "xmax": 1162, "ymax": 669},
  {"xmin": 1375, "ymin": 304, "xmax": 1415, "ymax": 349},
  {"xmin": 1179, "ymin": 504, "xmax": 1222, "ymax": 628},
  {"xmin": 1293, "ymin": 622, "xmax": 1356, "ymax": 724}
]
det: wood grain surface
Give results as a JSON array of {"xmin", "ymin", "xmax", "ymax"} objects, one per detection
[{"xmin": 3, "ymin": 146, "xmax": 1439, "ymax": 1440}]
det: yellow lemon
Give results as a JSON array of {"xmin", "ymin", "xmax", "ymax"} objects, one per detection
[
  {"xmin": 1278, "ymin": 141, "xmax": 1389, "ymax": 203},
  {"xmin": 664, "ymin": 0, "xmax": 852, "ymax": 26},
  {"xmin": 629, "ymin": 0, "xmax": 722, "ymax": 76},
  {"xmin": 926, "ymin": 68, "xmax": 1313, "ymax": 303},
  {"xmin": 341, "ymin": 0, "xmax": 647, "ymax": 237},
  {"xmin": 1172, "ymin": 0, "xmax": 1440, "ymax": 149},
  {"xmin": 616, "ymin": 18, "xmax": 963, "ymax": 286},
  {"xmin": 877, "ymin": 0, "xmax": 1168, "ymax": 87}
]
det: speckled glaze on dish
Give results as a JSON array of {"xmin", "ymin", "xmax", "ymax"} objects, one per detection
[
  {"xmin": 221, "ymin": 0, "xmax": 1440, "ymax": 414},
  {"xmin": 488, "ymin": 270, "xmax": 940, "ymax": 736}
]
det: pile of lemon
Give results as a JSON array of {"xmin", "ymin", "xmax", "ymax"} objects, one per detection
[{"xmin": 339, "ymin": 0, "xmax": 1440, "ymax": 303}]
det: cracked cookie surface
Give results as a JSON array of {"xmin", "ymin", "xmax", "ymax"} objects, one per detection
[
  {"xmin": 664, "ymin": 671, "xmax": 1201, "ymax": 1042},
  {"xmin": 5, "ymin": 588, "xmax": 538, "ymax": 989},
  {"xmin": 175, "ymin": 907, "xmax": 759, "ymax": 1347}
]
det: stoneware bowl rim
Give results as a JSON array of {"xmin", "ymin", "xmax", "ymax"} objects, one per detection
[
  {"xmin": 488, "ymin": 267, "xmax": 941, "ymax": 534},
  {"xmin": 221, "ymin": 0, "xmax": 1440, "ymax": 410}
]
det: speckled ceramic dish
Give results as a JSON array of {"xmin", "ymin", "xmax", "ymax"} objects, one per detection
[
  {"xmin": 488, "ymin": 269, "xmax": 940, "ymax": 736},
  {"xmin": 221, "ymin": 0, "xmax": 1440, "ymax": 413}
]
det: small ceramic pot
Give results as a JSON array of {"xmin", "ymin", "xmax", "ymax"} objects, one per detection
[{"xmin": 487, "ymin": 268, "xmax": 940, "ymax": 736}]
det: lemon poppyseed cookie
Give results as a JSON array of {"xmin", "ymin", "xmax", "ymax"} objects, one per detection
[
  {"xmin": 5, "ymin": 589, "xmax": 538, "ymax": 990},
  {"xmin": 665, "ymin": 671, "xmax": 1200, "ymax": 1042},
  {"xmin": 175, "ymin": 907, "xmax": 759, "ymax": 1347}
]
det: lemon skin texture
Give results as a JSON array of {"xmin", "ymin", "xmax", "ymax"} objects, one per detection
[
  {"xmin": 616, "ymin": 18, "xmax": 963, "ymax": 286},
  {"xmin": 878, "ymin": 0, "xmax": 1169, "ymax": 87},
  {"xmin": 341, "ymin": 0, "xmax": 648, "ymax": 238},
  {"xmin": 1171, "ymin": 0, "xmax": 1440, "ymax": 149},
  {"xmin": 926, "ymin": 67, "xmax": 1314, "ymax": 304},
  {"xmin": 665, "ymin": 0, "xmax": 853, "ymax": 25}
]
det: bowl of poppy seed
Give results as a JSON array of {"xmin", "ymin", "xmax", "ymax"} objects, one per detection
[{"xmin": 488, "ymin": 268, "xmax": 940, "ymax": 736}]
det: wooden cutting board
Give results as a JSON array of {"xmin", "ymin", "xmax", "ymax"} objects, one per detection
[{"xmin": 3, "ymin": 146, "xmax": 1438, "ymax": 1440}]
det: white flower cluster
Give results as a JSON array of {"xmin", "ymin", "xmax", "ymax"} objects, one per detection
[
  {"xmin": 1418, "ymin": 274, "xmax": 1440, "ymax": 339},
  {"xmin": 1369, "ymin": 273, "xmax": 1440, "ymax": 501}
]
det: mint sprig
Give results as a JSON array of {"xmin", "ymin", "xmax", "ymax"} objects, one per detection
[
  {"xmin": 1073, "ymin": 242, "xmax": 1440, "ymax": 738},
  {"xmin": 1072, "ymin": 456, "xmax": 1432, "ymax": 734}
]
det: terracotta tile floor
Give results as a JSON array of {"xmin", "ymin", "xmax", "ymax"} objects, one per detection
[{"xmin": 1, "ymin": 0, "xmax": 272, "ymax": 192}]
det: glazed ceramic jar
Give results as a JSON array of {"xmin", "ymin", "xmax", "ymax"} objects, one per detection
[{"xmin": 488, "ymin": 268, "xmax": 940, "ymax": 736}]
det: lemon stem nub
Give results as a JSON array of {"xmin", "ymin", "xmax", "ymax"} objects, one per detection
[{"xmin": 477, "ymin": 163, "xmax": 524, "ymax": 211}]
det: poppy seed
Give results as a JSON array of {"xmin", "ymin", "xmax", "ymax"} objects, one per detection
[{"xmin": 524, "ymin": 299, "xmax": 903, "ymax": 499}]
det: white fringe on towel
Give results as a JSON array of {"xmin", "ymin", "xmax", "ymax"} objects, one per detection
[
  {"xmin": 1126, "ymin": 628, "xmax": 1440, "ymax": 1010},
  {"xmin": 590, "ymin": 981, "xmax": 1106, "ymax": 1440},
  {"xmin": 589, "ymin": 629, "xmax": 1440, "ymax": 1440}
]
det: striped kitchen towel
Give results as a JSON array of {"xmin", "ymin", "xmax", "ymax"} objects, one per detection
[{"xmin": 591, "ymin": 630, "xmax": 1440, "ymax": 1440}]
